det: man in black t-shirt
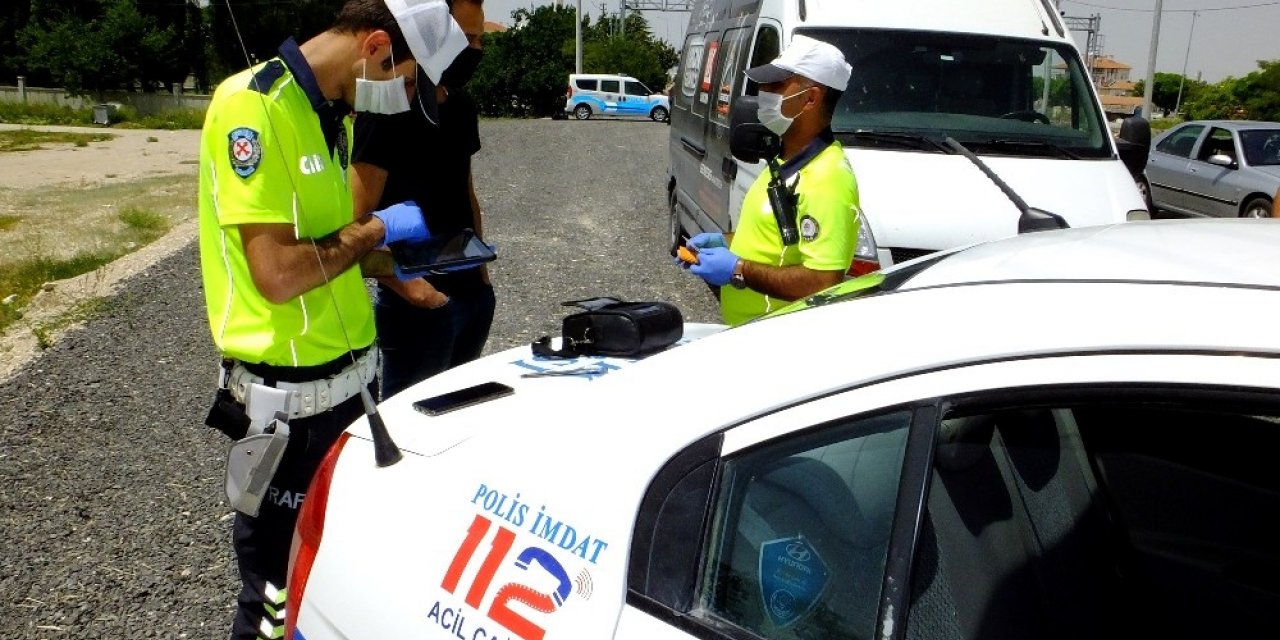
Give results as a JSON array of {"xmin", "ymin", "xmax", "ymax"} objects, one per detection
[{"xmin": 351, "ymin": 0, "xmax": 491, "ymax": 399}]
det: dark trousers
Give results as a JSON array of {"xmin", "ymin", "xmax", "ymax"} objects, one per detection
[
  {"xmin": 375, "ymin": 283, "xmax": 496, "ymax": 400},
  {"xmin": 227, "ymin": 392, "xmax": 366, "ymax": 640}
]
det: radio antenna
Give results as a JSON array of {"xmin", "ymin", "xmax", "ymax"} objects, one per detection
[{"xmin": 222, "ymin": 0, "xmax": 402, "ymax": 467}]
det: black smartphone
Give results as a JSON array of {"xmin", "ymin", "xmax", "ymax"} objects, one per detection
[{"xmin": 412, "ymin": 381, "xmax": 514, "ymax": 416}]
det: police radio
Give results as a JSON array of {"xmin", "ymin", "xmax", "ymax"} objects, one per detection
[{"xmin": 764, "ymin": 154, "xmax": 800, "ymax": 246}]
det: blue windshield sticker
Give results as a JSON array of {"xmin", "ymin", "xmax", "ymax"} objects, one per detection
[{"xmin": 759, "ymin": 536, "xmax": 830, "ymax": 628}]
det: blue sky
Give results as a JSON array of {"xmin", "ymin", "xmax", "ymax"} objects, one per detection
[{"xmin": 484, "ymin": 0, "xmax": 1280, "ymax": 83}]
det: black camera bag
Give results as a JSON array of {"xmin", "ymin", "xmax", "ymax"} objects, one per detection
[{"xmin": 532, "ymin": 297, "xmax": 683, "ymax": 359}]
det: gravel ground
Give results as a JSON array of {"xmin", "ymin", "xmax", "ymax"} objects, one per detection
[{"xmin": 0, "ymin": 118, "xmax": 719, "ymax": 639}]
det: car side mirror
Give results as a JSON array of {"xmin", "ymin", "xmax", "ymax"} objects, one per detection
[
  {"xmin": 1207, "ymin": 154, "xmax": 1236, "ymax": 168},
  {"xmin": 729, "ymin": 96, "xmax": 781, "ymax": 163},
  {"xmin": 1116, "ymin": 116, "xmax": 1151, "ymax": 177}
]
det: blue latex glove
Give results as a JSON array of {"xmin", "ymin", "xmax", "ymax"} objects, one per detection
[
  {"xmin": 687, "ymin": 232, "xmax": 726, "ymax": 250},
  {"xmin": 689, "ymin": 246, "xmax": 740, "ymax": 287},
  {"xmin": 372, "ymin": 201, "xmax": 429, "ymax": 247}
]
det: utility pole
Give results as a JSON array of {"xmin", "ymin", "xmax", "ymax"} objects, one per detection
[
  {"xmin": 1174, "ymin": 11, "xmax": 1198, "ymax": 116},
  {"xmin": 575, "ymin": 0, "xmax": 583, "ymax": 74},
  {"xmin": 1141, "ymin": 0, "xmax": 1163, "ymax": 119}
]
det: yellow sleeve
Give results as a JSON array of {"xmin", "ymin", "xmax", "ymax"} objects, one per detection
[
  {"xmin": 795, "ymin": 155, "xmax": 860, "ymax": 272},
  {"xmin": 205, "ymin": 90, "xmax": 296, "ymax": 227}
]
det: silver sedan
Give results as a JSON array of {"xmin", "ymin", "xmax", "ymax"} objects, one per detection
[{"xmin": 1142, "ymin": 120, "xmax": 1280, "ymax": 218}]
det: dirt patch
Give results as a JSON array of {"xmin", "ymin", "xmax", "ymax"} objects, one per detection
[{"xmin": 0, "ymin": 124, "xmax": 199, "ymax": 189}]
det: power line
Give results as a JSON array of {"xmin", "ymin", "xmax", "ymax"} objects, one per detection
[{"xmin": 1062, "ymin": 0, "xmax": 1280, "ymax": 12}]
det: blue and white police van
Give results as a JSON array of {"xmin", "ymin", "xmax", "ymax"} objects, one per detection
[{"xmin": 564, "ymin": 73, "xmax": 670, "ymax": 122}]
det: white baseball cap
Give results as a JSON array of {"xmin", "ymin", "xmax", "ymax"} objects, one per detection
[
  {"xmin": 382, "ymin": 0, "xmax": 469, "ymax": 84},
  {"xmin": 746, "ymin": 34, "xmax": 852, "ymax": 91}
]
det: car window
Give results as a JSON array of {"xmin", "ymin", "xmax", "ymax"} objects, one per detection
[
  {"xmin": 600, "ymin": 79, "xmax": 620, "ymax": 94},
  {"xmin": 1195, "ymin": 127, "xmax": 1236, "ymax": 163},
  {"xmin": 1239, "ymin": 128, "xmax": 1280, "ymax": 166},
  {"xmin": 1155, "ymin": 124, "xmax": 1205, "ymax": 158},
  {"xmin": 678, "ymin": 34, "xmax": 706, "ymax": 111},
  {"xmin": 907, "ymin": 397, "xmax": 1280, "ymax": 639},
  {"xmin": 744, "ymin": 25, "xmax": 780, "ymax": 96},
  {"xmin": 699, "ymin": 411, "xmax": 911, "ymax": 639},
  {"xmin": 575, "ymin": 78, "xmax": 597, "ymax": 91},
  {"xmin": 712, "ymin": 27, "xmax": 750, "ymax": 125},
  {"xmin": 624, "ymin": 81, "xmax": 648, "ymax": 96}
]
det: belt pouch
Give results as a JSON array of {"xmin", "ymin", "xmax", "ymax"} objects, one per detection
[{"xmin": 205, "ymin": 388, "xmax": 251, "ymax": 441}]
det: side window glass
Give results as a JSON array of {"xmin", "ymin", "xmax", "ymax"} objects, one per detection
[
  {"xmin": 744, "ymin": 25, "xmax": 780, "ymax": 96},
  {"xmin": 678, "ymin": 35, "xmax": 705, "ymax": 111},
  {"xmin": 1155, "ymin": 125, "xmax": 1204, "ymax": 158},
  {"xmin": 600, "ymin": 79, "xmax": 620, "ymax": 94},
  {"xmin": 575, "ymin": 79, "xmax": 596, "ymax": 91},
  {"xmin": 712, "ymin": 27, "xmax": 749, "ymax": 125},
  {"xmin": 700, "ymin": 411, "xmax": 911, "ymax": 639},
  {"xmin": 696, "ymin": 34, "xmax": 722, "ymax": 110},
  {"xmin": 625, "ymin": 81, "xmax": 648, "ymax": 97},
  {"xmin": 1196, "ymin": 127, "xmax": 1235, "ymax": 163}
]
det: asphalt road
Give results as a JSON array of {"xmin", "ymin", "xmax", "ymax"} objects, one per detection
[{"xmin": 0, "ymin": 118, "xmax": 720, "ymax": 639}]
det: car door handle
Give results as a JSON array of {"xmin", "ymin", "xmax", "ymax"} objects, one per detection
[{"xmin": 681, "ymin": 137, "xmax": 706, "ymax": 159}]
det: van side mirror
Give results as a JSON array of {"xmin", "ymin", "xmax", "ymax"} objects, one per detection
[
  {"xmin": 1116, "ymin": 116, "xmax": 1151, "ymax": 178},
  {"xmin": 729, "ymin": 96, "xmax": 781, "ymax": 163}
]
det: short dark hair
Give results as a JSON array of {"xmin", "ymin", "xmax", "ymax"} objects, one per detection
[
  {"xmin": 445, "ymin": 0, "xmax": 484, "ymax": 6},
  {"xmin": 332, "ymin": 0, "xmax": 412, "ymax": 60},
  {"xmin": 821, "ymin": 87, "xmax": 843, "ymax": 118}
]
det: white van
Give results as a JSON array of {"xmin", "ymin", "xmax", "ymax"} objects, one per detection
[
  {"xmin": 668, "ymin": 0, "xmax": 1150, "ymax": 270},
  {"xmin": 565, "ymin": 73, "xmax": 671, "ymax": 122}
]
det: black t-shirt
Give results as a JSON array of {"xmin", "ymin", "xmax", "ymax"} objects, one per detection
[{"xmin": 352, "ymin": 89, "xmax": 484, "ymax": 294}]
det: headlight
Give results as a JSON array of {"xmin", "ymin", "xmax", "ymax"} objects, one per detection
[{"xmin": 1127, "ymin": 209, "xmax": 1151, "ymax": 221}]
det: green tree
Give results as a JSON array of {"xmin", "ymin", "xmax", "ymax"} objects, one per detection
[
  {"xmin": 470, "ymin": 5, "xmax": 577, "ymax": 117},
  {"xmin": 1237, "ymin": 60, "xmax": 1280, "ymax": 121},
  {"xmin": 1131, "ymin": 72, "xmax": 1201, "ymax": 114},
  {"xmin": 207, "ymin": 0, "xmax": 345, "ymax": 88},
  {"xmin": 1, "ymin": 1, "xmax": 34, "ymax": 84},
  {"xmin": 583, "ymin": 11, "xmax": 677, "ymax": 91},
  {"xmin": 20, "ymin": 0, "xmax": 178, "ymax": 99}
]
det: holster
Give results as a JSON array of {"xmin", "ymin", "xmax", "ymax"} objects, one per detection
[
  {"xmin": 532, "ymin": 297, "xmax": 683, "ymax": 359},
  {"xmin": 224, "ymin": 417, "xmax": 290, "ymax": 517}
]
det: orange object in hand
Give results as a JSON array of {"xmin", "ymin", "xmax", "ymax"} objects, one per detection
[{"xmin": 677, "ymin": 245, "xmax": 699, "ymax": 264}]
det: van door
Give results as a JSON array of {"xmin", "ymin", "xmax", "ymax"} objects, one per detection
[
  {"xmin": 623, "ymin": 80, "xmax": 651, "ymax": 117},
  {"xmin": 671, "ymin": 30, "xmax": 723, "ymax": 228},
  {"xmin": 700, "ymin": 25, "xmax": 754, "ymax": 230},
  {"xmin": 726, "ymin": 21, "xmax": 781, "ymax": 229},
  {"xmin": 598, "ymin": 78, "xmax": 623, "ymax": 116}
]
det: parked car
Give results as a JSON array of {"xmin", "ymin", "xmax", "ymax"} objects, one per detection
[
  {"xmin": 668, "ymin": 0, "xmax": 1150, "ymax": 273},
  {"xmin": 564, "ymin": 73, "xmax": 670, "ymax": 122},
  {"xmin": 287, "ymin": 219, "xmax": 1280, "ymax": 640},
  {"xmin": 1143, "ymin": 120, "xmax": 1280, "ymax": 218}
]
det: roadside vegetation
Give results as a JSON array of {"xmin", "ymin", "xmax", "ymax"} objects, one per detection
[
  {"xmin": 0, "ymin": 103, "xmax": 204, "ymax": 130},
  {"xmin": 0, "ymin": 129, "xmax": 115, "ymax": 152}
]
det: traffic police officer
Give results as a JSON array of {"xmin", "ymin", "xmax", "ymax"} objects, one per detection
[
  {"xmin": 197, "ymin": 1, "xmax": 467, "ymax": 638},
  {"xmin": 682, "ymin": 36, "xmax": 859, "ymax": 326}
]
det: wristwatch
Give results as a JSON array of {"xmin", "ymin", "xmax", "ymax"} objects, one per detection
[{"xmin": 729, "ymin": 260, "xmax": 748, "ymax": 289}]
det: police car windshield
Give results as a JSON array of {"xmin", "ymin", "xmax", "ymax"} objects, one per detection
[{"xmin": 798, "ymin": 28, "xmax": 1111, "ymax": 159}]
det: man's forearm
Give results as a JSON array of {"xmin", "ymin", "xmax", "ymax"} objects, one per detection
[
  {"xmin": 740, "ymin": 260, "xmax": 843, "ymax": 301},
  {"xmin": 241, "ymin": 215, "xmax": 386, "ymax": 304}
]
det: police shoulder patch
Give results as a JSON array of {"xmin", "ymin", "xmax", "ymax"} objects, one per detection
[
  {"xmin": 800, "ymin": 215, "xmax": 820, "ymax": 242},
  {"xmin": 228, "ymin": 127, "xmax": 263, "ymax": 179}
]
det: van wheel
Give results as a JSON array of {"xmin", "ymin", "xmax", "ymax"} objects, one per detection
[
  {"xmin": 574, "ymin": 105, "xmax": 592, "ymax": 120},
  {"xmin": 651, "ymin": 106, "xmax": 669, "ymax": 123},
  {"xmin": 1240, "ymin": 196, "xmax": 1272, "ymax": 219}
]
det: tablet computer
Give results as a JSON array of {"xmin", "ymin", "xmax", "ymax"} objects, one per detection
[{"xmin": 389, "ymin": 228, "xmax": 497, "ymax": 275}]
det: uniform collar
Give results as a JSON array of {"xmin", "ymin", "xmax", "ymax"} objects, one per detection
[
  {"xmin": 277, "ymin": 37, "xmax": 350, "ymax": 115},
  {"xmin": 779, "ymin": 128, "xmax": 836, "ymax": 181}
]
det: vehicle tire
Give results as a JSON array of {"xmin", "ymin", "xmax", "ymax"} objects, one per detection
[
  {"xmin": 651, "ymin": 106, "xmax": 669, "ymax": 123},
  {"xmin": 667, "ymin": 189, "xmax": 684, "ymax": 256},
  {"xmin": 1135, "ymin": 176, "xmax": 1155, "ymax": 217},
  {"xmin": 574, "ymin": 104, "xmax": 592, "ymax": 120},
  {"xmin": 1240, "ymin": 196, "xmax": 1273, "ymax": 219}
]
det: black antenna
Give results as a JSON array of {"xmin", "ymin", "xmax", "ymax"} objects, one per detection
[
  {"xmin": 942, "ymin": 136, "xmax": 1068, "ymax": 234},
  {"xmin": 222, "ymin": 0, "xmax": 402, "ymax": 466}
]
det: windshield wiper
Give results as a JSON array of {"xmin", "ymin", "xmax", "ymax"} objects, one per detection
[
  {"xmin": 838, "ymin": 130, "xmax": 952, "ymax": 154},
  {"xmin": 975, "ymin": 139, "xmax": 1081, "ymax": 160}
]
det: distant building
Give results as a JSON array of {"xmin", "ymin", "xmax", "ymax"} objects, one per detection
[
  {"xmin": 1089, "ymin": 56, "xmax": 1143, "ymax": 119},
  {"xmin": 484, "ymin": 21, "xmax": 508, "ymax": 33}
]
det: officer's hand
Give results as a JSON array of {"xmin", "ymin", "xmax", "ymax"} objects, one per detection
[
  {"xmin": 689, "ymin": 246, "xmax": 740, "ymax": 287},
  {"xmin": 687, "ymin": 232, "xmax": 726, "ymax": 250},
  {"xmin": 373, "ymin": 201, "xmax": 430, "ymax": 247},
  {"xmin": 396, "ymin": 278, "xmax": 450, "ymax": 309}
]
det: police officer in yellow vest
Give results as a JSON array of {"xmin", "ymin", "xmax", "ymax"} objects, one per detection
[
  {"xmin": 682, "ymin": 36, "xmax": 859, "ymax": 326},
  {"xmin": 197, "ymin": 1, "xmax": 467, "ymax": 637}
]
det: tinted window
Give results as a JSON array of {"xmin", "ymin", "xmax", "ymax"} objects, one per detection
[
  {"xmin": 600, "ymin": 79, "xmax": 620, "ymax": 93},
  {"xmin": 712, "ymin": 27, "xmax": 750, "ymax": 125},
  {"xmin": 1239, "ymin": 128, "xmax": 1280, "ymax": 166},
  {"xmin": 1196, "ymin": 127, "xmax": 1236, "ymax": 163},
  {"xmin": 700, "ymin": 411, "xmax": 911, "ymax": 639},
  {"xmin": 745, "ymin": 25, "xmax": 780, "ymax": 96},
  {"xmin": 1156, "ymin": 124, "xmax": 1205, "ymax": 158},
  {"xmin": 908, "ymin": 399, "xmax": 1280, "ymax": 639},
  {"xmin": 575, "ymin": 78, "xmax": 597, "ymax": 91},
  {"xmin": 697, "ymin": 33, "xmax": 722, "ymax": 109},
  {"xmin": 624, "ymin": 81, "xmax": 649, "ymax": 96},
  {"xmin": 678, "ymin": 35, "xmax": 705, "ymax": 111}
]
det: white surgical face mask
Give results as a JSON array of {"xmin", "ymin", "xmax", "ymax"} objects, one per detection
[
  {"xmin": 757, "ymin": 88, "xmax": 809, "ymax": 136},
  {"xmin": 354, "ymin": 56, "xmax": 411, "ymax": 115}
]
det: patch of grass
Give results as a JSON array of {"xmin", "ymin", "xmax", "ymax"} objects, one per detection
[
  {"xmin": 0, "ymin": 252, "xmax": 118, "ymax": 334},
  {"xmin": 0, "ymin": 129, "xmax": 115, "ymax": 153},
  {"xmin": 32, "ymin": 298, "xmax": 111, "ymax": 349},
  {"xmin": 113, "ymin": 108, "xmax": 206, "ymax": 130},
  {"xmin": 118, "ymin": 207, "xmax": 169, "ymax": 240},
  {"xmin": 0, "ymin": 214, "xmax": 20, "ymax": 232},
  {"xmin": 0, "ymin": 102, "xmax": 205, "ymax": 130}
]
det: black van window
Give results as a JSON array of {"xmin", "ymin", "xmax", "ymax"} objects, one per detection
[
  {"xmin": 696, "ymin": 33, "xmax": 722, "ymax": 110},
  {"xmin": 677, "ymin": 34, "xmax": 705, "ymax": 111},
  {"xmin": 713, "ymin": 27, "xmax": 750, "ymax": 126},
  {"xmin": 600, "ymin": 79, "xmax": 620, "ymax": 94},
  {"xmin": 625, "ymin": 81, "xmax": 649, "ymax": 96},
  {"xmin": 745, "ymin": 25, "xmax": 780, "ymax": 96},
  {"xmin": 575, "ymin": 78, "xmax": 596, "ymax": 91}
]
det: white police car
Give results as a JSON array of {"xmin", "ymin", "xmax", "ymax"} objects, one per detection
[{"xmin": 287, "ymin": 219, "xmax": 1280, "ymax": 640}]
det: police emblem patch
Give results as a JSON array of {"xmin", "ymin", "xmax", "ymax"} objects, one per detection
[
  {"xmin": 800, "ymin": 215, "xmax": 820, "ymax": 241},
  {"xmin": 228, "ymin": 127, "xmax": 262, "ymax": 179}
]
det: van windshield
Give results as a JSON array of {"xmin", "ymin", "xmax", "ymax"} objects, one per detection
[{"xmin": 798, "ymin": 29, "xmax": 1112, "ymax": 159}]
